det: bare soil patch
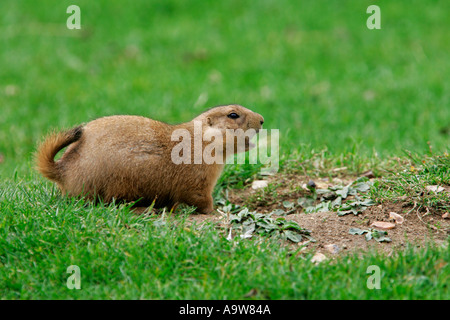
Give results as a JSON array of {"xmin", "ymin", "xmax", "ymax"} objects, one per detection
[
  {"xmin": 284, "ymin": 203, "xmax": 449, "ymax": 255},
  {"xmin": 188, "ymin": 175, "xmax": 449, "ymax": 256}
]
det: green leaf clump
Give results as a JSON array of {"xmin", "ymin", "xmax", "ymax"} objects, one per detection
[
  {"xmin": 349, "ymin": 228, "xmax": 392, "ymax": 242},
  {"xmin": 229, "ymin": 208, "xmax": 312, "ymax": 243},
  {"xmin": 302, "ymin": 177, "xmax": 376, "ymax": 215}
]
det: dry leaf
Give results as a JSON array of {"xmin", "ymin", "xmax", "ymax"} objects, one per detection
[
  {"xmin": 370, "ymin": 221, "xmax": 396, "ymax": 230},
  {"xmin": 434, "ymin": 260, "xmax": 447, "ymax": 271},
  {"xmin": 389, "ymin": 212, "xmax": 404, "ymax": 224},
  {"xmin": 442, "ymin": 212, "xmax": 449, "ymax": 219},
  {"xmin": 331, "ymin": 167, "xmax": 347, "ymax": 172},
  {"xmin": 244, "ymin": 288, "xmax": 259, "ymax": 298},
  {"xmin": 426, "ymin": 185, "xmax": 445, "ymax": 193},
  {"xmin": 226, "ymin": 228, "xmax": 233, "ymax": 241}
]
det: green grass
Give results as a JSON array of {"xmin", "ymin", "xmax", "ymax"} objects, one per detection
[
  {"xmin": 1, "ymin": 178, "xmax": 448, "ymax": 299},
  {"xmin": 371, "ymin": 152, "xmax": 450, "ymax": 213},
  {"xmin": 0, "ymin": 0, "xmax": 449, "ymax": 299}
]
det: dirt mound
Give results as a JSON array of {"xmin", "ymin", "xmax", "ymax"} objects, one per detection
[
  {"xmin": 188, "ymin": 201, "xmax": 448, "ymax": 255},
  {"xmin": 284, "ymin": 202, "xmax": 449, "ymax": 255},
  {"xmin": 187, "ymin": 174, "xmax": 449, "ymax": 255}
]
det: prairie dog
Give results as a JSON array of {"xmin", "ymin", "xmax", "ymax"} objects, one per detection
[{"xmin": 36, "ymin": 105, "xmax": 264, "ymax": 213}]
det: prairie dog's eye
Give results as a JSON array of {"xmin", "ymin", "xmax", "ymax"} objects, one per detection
[{"xmin": 227, "ymin": 113, "xmax": 240, "ymax": 119}]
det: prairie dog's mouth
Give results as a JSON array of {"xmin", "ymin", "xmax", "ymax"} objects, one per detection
[{"xmin": 247, "ymin": 122, "xmax": 262, "ymax": 133}]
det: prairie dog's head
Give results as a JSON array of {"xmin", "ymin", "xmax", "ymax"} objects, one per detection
[
  {"xmin": 194, "ymin": 105, "xmax": 265, "ymax": 153},
  {"xmin": 194, "ymin": 104, "xmax": 264, "ymax": 132}
]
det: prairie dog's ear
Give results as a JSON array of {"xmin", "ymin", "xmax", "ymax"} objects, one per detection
[{"xmin": 207, "ymin": 117, "xmax": 213, "ymax": 126}]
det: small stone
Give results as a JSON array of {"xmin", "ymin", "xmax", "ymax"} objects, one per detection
[
  {"xmin": 311, "ymin": 252, "xmax": 327, "ymax": 264},
  {"xmin": 307, "ymin": 180, "xmax": 316, "ymax": 189},
  {"xmin": 324, "ymin": 244, "xmax": 340, "ymax": 254},
  {"xmin": 251, "ymin": 180, "xmax": 268, "ymax": 190},
  {"xmin": 442, "ymin": 212, "xmax": 449, "ymax": 219}
]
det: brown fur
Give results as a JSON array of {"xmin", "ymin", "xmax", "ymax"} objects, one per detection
[{"xmin": 35, "ymin": 105, "xmax": 264, "ymax": 213}]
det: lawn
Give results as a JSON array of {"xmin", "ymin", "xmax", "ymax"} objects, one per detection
[{"xmin": 0, "ymin": 0, "xmax": 449, "ymax": 300}]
